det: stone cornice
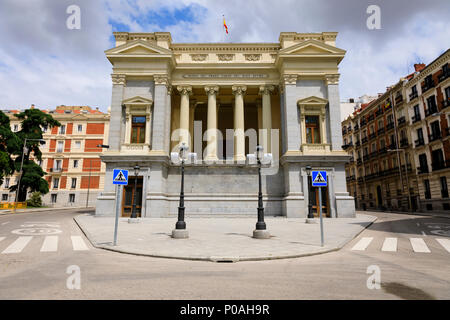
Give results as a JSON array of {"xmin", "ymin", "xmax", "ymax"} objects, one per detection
[
  {"xmin": 111, "ymin": 74, "xmax": 126, "ymax": 85},
  {"xmin": 171, "ymin": 43, "xmax": 280, "ymax": 53},
  {"xmin": 405, "ymin": 49, "xmax": 450, "ymax": 88}
]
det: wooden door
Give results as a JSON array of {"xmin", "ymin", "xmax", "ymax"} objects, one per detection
[{"xmin": 121, "ymin": 177, "xmax": 143, "ymax": 217}]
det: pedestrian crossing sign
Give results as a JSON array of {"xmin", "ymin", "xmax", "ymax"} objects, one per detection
[
  {"xmin": 113, "ymin": 169, "xmax": 128, "ymax": 185},
  {"xmin": 312, "ymin": 170, "xmax": 327, "ymax": 187}
]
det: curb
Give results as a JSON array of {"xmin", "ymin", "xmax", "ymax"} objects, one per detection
[
  {"xmin": 74, "ymin": 214, "xmax": 377, "ymax": 263},
  {"xmin": 0, "ymin": 207, "xmax": 94, "ymax": 215}
]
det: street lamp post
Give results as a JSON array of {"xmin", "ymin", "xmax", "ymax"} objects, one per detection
[
  {"xmin": 253, "ymin": 145, "xmax": 270, "ymax": 239},
  {"xmin": 172, "ymin": 143, "xmax": 189, "ymax": 239},
  {"xmin": 128, "ymin": 165, "xmax": 140, "ymax": 222},
  {"xmin": 305, "ymin": 165, "xmax": 316, "ymax": 223}
]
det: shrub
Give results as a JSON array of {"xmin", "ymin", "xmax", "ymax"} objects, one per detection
[{"xmin": 26, "ymin": 192, "xmax": 42, "ymax": 207}]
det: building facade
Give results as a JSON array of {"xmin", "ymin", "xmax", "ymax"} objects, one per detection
[
  {"xmin": 95, "ymin": 31, "xmax": 355, "ymax": 218},
  {"xmin": 342, "ymin": 49, "xmax": 450, "ymax": 213},
  {"xmin": 0, "ymin": 105, "xmax": 110, "ymax": 207}
]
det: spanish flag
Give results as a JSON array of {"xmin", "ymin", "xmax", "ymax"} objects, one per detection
[{"xmin": 223, "ymin": 16, "xmax": 228, "ymax": 34}]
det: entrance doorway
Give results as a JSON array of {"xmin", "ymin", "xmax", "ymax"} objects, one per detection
[
  {"xmin": 310, "ymin": 186, "xmax": 330, "ymax": 217},
  {"xmin": 121, "ymin": 177, "xmax": 143, "ymax": 217},
  {"xmin": 376, "ymin": 185, "xmax": 382, "ymax": 209}
]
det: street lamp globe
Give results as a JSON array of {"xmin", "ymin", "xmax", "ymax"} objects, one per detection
[
  {"xmin": 134, "ymin": 165, "xmax": 140, "ymax": 176},
  {"xmin": 179, "ymin": 143, "xmax": 189, "ymax": 162},
  {"xmin": 256, "ymin": 145, "xmax": 264, "ymax": 161},
  {"xmin": 305, "ymin": 165, "xmax": 312, "ymax": 176}
]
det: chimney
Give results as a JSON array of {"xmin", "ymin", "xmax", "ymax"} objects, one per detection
[{"xmin": 414, "ymin": 63, "xmax": 426, "ymax": 72}]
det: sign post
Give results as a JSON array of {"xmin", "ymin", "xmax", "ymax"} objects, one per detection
[
  {"xmin": 312, "ymin": 170, "xmax": 327, "ymax": 247},
  {"xmin": 112, "ymin": 169, "xmax": 129, "ymax": 246}
]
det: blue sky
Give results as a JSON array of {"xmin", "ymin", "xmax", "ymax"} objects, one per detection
[{"xmin": 0, "ymin": 0, "xmax": 449, "ymax": 110}]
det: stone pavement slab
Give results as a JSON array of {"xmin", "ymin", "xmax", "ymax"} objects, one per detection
[{"xmin": 74, "ymin": 214, "xmax": 376, "ymax": 262}]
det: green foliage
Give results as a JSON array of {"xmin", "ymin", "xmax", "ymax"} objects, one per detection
[
  {"xmin": 26, "ymin": 192, "xmax": 43, "ymax": 207},
  {"xmin": 0, "ymin": 111, "xmax": 21, "ymax": 185}
]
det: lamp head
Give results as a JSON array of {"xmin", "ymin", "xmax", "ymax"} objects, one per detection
[
  {"xmin": 134, "ymin": 165, "xmax": 140, "ymax": 176},
  {"xmin": 256, "ymin": 145, "xmax": 264, "ymax": 160},
  {"xmin": 305, "ymin": 165, "xmax": 312, "ymax": 176},
  {"xmin": 179, "ymin": 143, "xmax": 189, "ymax": 161}
]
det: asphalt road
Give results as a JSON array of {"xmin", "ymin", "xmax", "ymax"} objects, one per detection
[{"xmin": 0, "ymin": 209, "xmax": 449, "ymax": 300}]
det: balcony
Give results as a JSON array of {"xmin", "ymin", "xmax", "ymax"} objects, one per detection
[
  {"xmin": 354, "ymin": 124, "xmax": 360, "ymax": 131},
  {"xmin": 342, "ymin": 142, "xmax": 353, "ymax": 150},
  {"xmin": 357, "ymin": 158, "xmax": 362, "ymax": 165},
  {"xmin": 362, "ymin": 137, "xmax": 368, "ymax": 144},
  {"xmin": 369, "ymin": 132, "xmax": 377, "ymax": 140},
  {"xmin": 375, "ymin": 109, "xmax": 383, "ymax": 117},
  {"xmin": 441, "ymin": 99, "xmax": 450, "ymax": 109},
  {"xmin": 411, "ymin": 114, "xmax": 421, "ymax": 123},
  {"xmin": 50, "ymin": 167, "xmax": 63, "ymax": 173},
  {"xmin": 346, "ymin": 175, "xmax": 356, "ymax": 182},
  {"xmin": 377, "ymin": 127, "xmax": 385, "ymax": 135},
  {"xmin": 399, "ymin": 138, "xmax": 409, "ymax": 148},
  {"xmin": 360, "ymin": 120, "xmax": 367, "ymax": 127},
  {"xmin": 395, "ymin": 95, "xmax": 404, "ymax": 104},
  {"xmin": 348, "ymin": 156, "xmax": 355, "ymax": 163},
  {"xmin": 432, "ymin": 160, "xmax": 450, "ymax": 171},
  {"xmin": 369, "ymin": 151, "xmax": 378, "ymax": 159},
  {"xmin": 357, "ymin": 177, "xmax": 364, "ymax": 183},
  {"xmin": 386, "ymin": 122, "xmax": 395, "ymax": 131},
  {"xmin": 355, "ymin": 140, "xmax": 361, "ymax": 147},
  {"xmin": 409, "ymin": 91, "xmax": 419, "ymax": 101},
  {"xmin": 438, "ymin": 70, "xmax": 450, "ymax": 83},
  {"xmin": 397, "ymin": 116, "xmax": 406, "ymax": 126},
  {"xmin": 378, "ymin": 146, "xmax": 387, "ymax": 155},
  {"xmin": 425, "ymin": 106, "xmax": 438, "ymax": 117},
  {"xmin": 422, "ymin": 79, "xmax": 435, "ymax": 93},
  {"xmin": 417, "ymin": 165, "xmax": 429, "ymax": 174},
  {"xmin": 415, "ymin": 138, "xmax": 425, "ymax": 147},
  {"xmin": 363, "ymin": 155, "xmax": 369, "ymax": 162},
  {"xmin": 342, "ymin": 129, "xmax": 347, "ymax": 135},
  {"xmin": 368, "ymin": 114, "xmax": 375, "ymax": 122},
  {"xmin": 388, "ymin": 142, "xmax": 397, "ymax": 150},
  {"xmin": 428, "ymin": 132, "xmax": 442, "ymax": 142},
  {"xmin": 347, "ymin": 126, "xmax": 352, "ymax": 133}
]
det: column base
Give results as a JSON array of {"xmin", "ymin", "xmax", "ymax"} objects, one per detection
[
  {"xmin": 305, "ymin": 218, "xmax": 318, "ymax": 224},
  {"xmin": 253, "ymin": 229, "xmax": 271, "ymax": 239},
  {"xmin": 172, "ymin": 229, "xmax": 189, "ymax": 239},
  {"xmin": 128, "ymin": 218, "xmax": 141, "ymax": 224}
]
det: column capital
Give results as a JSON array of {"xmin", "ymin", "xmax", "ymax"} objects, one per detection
[
  {"xmin": 259, "ymin": 85, "xmax": 275, "ymax": 96},
  {"xmin": 153, "ymin": 74, "xmax": 170, "ymax": 85},
  {"xmin": 177, "ymin": 86, "xmax": 193, "ymax": 96},
  {"xmin": 232, "ymin": 85, "xmax": 247, "ymax": 96},
  {"xmin": 204, "ymin": 86, "xmax": 219, "ymax": 96},
  {"xmin": 166, "ymin": 84, "xmax": 173, "ymax": 95},
  {"xmin": 282, "ymin": 74, "xmax": 297, "ymax": 85},
  {"xmin": 325, "ymin": 73, "xmax": 340, "ymax": 85},
  {"xmin": 111, "ymin": 74, "xmax": 126, "ymax": 86}
]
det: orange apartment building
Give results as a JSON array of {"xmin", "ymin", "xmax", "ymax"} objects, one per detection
[{"xmin": 0, "ymin": 105, "xmax": 110, "ymax": 207}]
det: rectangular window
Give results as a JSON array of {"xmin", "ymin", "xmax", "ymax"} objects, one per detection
[
  {"xmin": 424, "ymin": 179, "xmax": 431, "ymax": 199},
  {"xmin": 4, "ymin": 178, "xmax": 10, "ymax": 188},
  {"xmin": 131, "ymin": 116, "xmax": 146, "ymax": 144},
  {"xmin": 77, "ymin": 124, "xmax": 83, "ymax": 132},
  {"xmin": 73, "ymin": 160, "xmax": 79, "ymax": 168},
  {"xmin": 305, "ymin": 116, "xmax": 321, "ymax": 144},
  {"xmin": 445, "ymin": 86, "xmax": 450, "ymax": 101},
  {"xmin": 71, "ymin": 178, "xmax": 77, "ymax": 189},
  {"xmin": 74, "ymin": 141, "xmax": 81, "ymax": 149},
  {"xmin": 51, "ymin": 194, "xmax": 57, "ymax": 203},
  {"xmin": 13, "ymin": 124, "xmax": 18, "ymax": 132},
  {"xmin": 430, "ymin": 120, "xmax": 441, "ymax": 138},
  {"xmin": 55, "ymin": 160, "xmax": 62, "ymax": 170},
  {"xmin": 57, "ymin": 141, "xmax": 64, "ymax": 152},
  {"xmin": 60, "ymin": 125, "xmax": 66, "ymax": 134},
  {"xmin": 419, "ymin": 154, "xmax": 428, "ymax": 172},
  {"xmin": 417, "ymin": 128, "xmax": 424, "ymax": 141},
  {"xmin": 2, "ymin": 194, "xmax": 8, "ymax": 201},
  {"xmin": 441, "ymin": 176, "xmax": 449, "ymax": 198},
  {"xmin": 427, "ymin": 96, "xmax": 437, "ymax": 113},
  {"xmin": 411, "ymin": 85, "xmax": 417, "ymax": 95},
  {"xmin": 53, "ymin": 178, "xmax": 59, "ymax": 189},
  {"xmin": 69, "ymin": 194, "xmax": 75, "ymax": 203}
]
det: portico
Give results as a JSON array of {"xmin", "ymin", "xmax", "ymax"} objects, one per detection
[{"xmin": 95, "ymin": 31, "xmax": 356, "ymax": 218}]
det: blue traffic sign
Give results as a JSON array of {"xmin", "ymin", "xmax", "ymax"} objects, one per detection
[
  {"xmin": 312, "ymin": 170, "xmax": 327, "ymax": 187},
  {"xmin": 113, "ymin": 169, "xmax": 128, "ymax": 185}
]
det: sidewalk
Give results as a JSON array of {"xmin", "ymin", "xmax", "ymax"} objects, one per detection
[
  {"xmin": 357, "ymin": 209, "xmax": 450, "ymax": 219},
  {"xmin": 74, "ymin": 214, "xmax": 377, "ymax": 262},
  {"xmin": 0, "ymin": 206, "xmax": 94, "ymax": 215}
]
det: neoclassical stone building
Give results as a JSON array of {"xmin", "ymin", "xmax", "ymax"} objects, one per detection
[{"xmin": 95, "ymin": 31, "xmax": 355, "ymax": 218}]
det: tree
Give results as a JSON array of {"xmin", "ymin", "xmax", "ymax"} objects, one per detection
[
  {"xmin": 9, "ymin": 109, "xmax": 60, "ymax": 201},
  {"xmin": 26, "ymin": 192, "xmax": 43, "ymax": 207},
  {"xmin": 0, "ymin": 111, "xmax": 20, "ymax": 185}
]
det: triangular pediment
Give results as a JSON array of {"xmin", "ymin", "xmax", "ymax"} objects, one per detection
[
  {"xmin": 279, "ymin": 39, "xmax": 346, "ymax": 56},
  {"xmin": 122, "ymin": 96, "xmax": 153, "ymax": 105},
  {"xmin": 297, "ymin": 96, "xmax": 328, "ymax": 106},
  {"xmin": 105, "ymin": 39, "xmax": 172, "ymax": 56},
  {"xmin": 70, "ymin": 114, "xmax": 88, "ymax": 120}
]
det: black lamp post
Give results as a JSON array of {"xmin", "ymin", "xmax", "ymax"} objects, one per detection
[
  {"xmin": 175, "ymin": 143, "xmax": 188, "ymax": 230},
  {"xmin": 130, "ymin": 164, "xmax": 140, "ymax": 219},
  {"xmin": 305, "ymin": 165, "xmax": 314, "ymax": 219},
  {"xmin": 255, "ymin": 145, "xmax": 267, "ymax": 232}
]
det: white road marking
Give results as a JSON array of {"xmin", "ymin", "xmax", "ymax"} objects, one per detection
[
  {"xmin": 2, "ymin": 236, "xmax": 33, "ymax": 254},
  {"xmin": 71, "ymin": 236, "xmax": 89, "ymax": 251},
  {"xmin": 436, "ymin": 239, "xmax": 450, "ymax": 253},
  {"xmin": 410, "ymin": 238, "xmax": 431, "ymax": 253},
  {"xmin": 351, "ymin": 237, "xmax": 373, "ymax": 251},
  {"xmin": 1, "ymin": 221, "xmax": 10, "ymax": 225},
  {"xmin": 381, "ymin": 237, "xmax": 397, "ymax": 252},
  {"xmin": 40, "ymin": 236, "xmax": 58, "ymax": 252}
]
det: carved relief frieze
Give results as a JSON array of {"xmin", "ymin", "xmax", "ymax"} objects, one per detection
[
  {"xmin": 244, "ymin": 54, "xmax": 261, "ymax": 61},
  {"xmin": 218, "ymin": 54, "xmax": 234, "ymax": 61},
  {"xmin": 190, "ymin": 54, "xmax": 208, "ymax": 61}
]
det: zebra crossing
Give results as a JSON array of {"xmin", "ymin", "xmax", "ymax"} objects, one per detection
[
  {"xmin": 0, "ymin": 235, "xmax": 90, "ymax": 254},
  {"xmin": 351, "ymin": 236, "xmax": 450, "ymax": 253}
]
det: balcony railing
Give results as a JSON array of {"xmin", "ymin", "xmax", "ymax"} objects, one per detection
[
  {"xmin": 428, "ymin": 132, "xmax": 442, "ymax": 142},
  {"xmin": 375, "ymin": 109, "xmax": 383, "ymax": 117},
  {"xmin": 362, "ymin": 137, "xmax": 368, "ymax": 144},
  {"xmin": 422, "ymin": 79, "xmax": 435, "ymax": 93},
  {"xmin": 395, "ymin": 95, "xmax": 403, "ymax": 104},
  {"xmin": 377, "ymin": 127, "xmax": 385, "ymax": 135},
  {"xmin": 378, "ymin": 146, "xmax": 387, "ymax": 154},
  {"xmin": 438, "ymin": 71, "xmax": 450, "ymax": 83},
  {"xmin": 363, "ymin": 155, "xmax": 369, "ymax": 161},
  {"xmin": 368, "ymin": 114, "xmax": 375, "ymax": 122},
  {"xmin": 425, "ymin": 106, "xmax": 438, "ymax": 117},
  {"xmin": 441, "ymin": 99, "xmax": 450, "ymax": 109},
  {"xmin": 388, "ymin": 142, "xmax": 397, "ymax": 150},
  {"xmin": 409, "ymin": 91, "xmax": 418, "ymax": 101},
  {"xmin": 342, "ymin": 129, "xmax": 347, "ymax": 135},
  {"xmin": 50, "ymin": 167, "xmax": 62, "ymax": 173},
  {"xmin": 347, "ymin": 126, "xmax": 352, "ymax": 132},
  {"xmin": 354, "ymin": 124, "xmax": 360, "ymax": 131},
  {"xmin": 357, "ymin": 158, "xmax": 362, "ymax": 165},
  {"xmin": 369, "ymin": 151, "xmax": 378, "ymax": 159},
  {"xmin": 415, "ymin": 138, "xmax": 425, "ymax": 147},
  {"xmin": 397, "ymin": 116, "xmax": 406, "ymax": 126},
  {"xmin": 357, "ymin": 177, "xmax": 364, "ymax": 183},
  {"xmin": 342, "ymin": 142, "xmax": 353, "ymax": 150},
  {"xmin": 355, "ymin": 140, "xmax": 361, "ymax": 147},
  {"xmin": 399, "ymin": 138, "xmax": 409, "ymax": 148},
  {"xmin": 432, "ymin": 160, "xmax": 450, "ymax": 171},
  {"xmin": 360, "ymin": 121, "xmax": 367, "ymax": 127},
  {"xmin": 417, "ymin": 165, "xmax": 429, "ymax": 174},
  {"xmin": 349, "ymin": 156, "xmax": 355, "ymax": 163},
  {"xmin": 369, "ymin": 132, "xmax": 377, "ymax": 140},
  {"xmin": 412, "ymin": 114, "xmax": 421, "ymax": 123},
  {"xmin": 386, "ymin": 122, "xmax": 395, "ymax": 131}
]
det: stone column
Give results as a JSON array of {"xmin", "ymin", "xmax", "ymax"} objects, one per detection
[
  {"xmin": 326, "ymin": 74, "xmax": 343, "ymax": 150},
  {"xmin": 259, "ymin": 85, "xmax": 274, "ymax": 153},
  {"xmin": 204, "ymin": 86, "xmax": 219, "ymax": 161},
  {"xmin": 124, "ymin": 105, "xmax": 132, "ymax": 143},
  {"xmin": 232, "ymin": 85, "xmax": 246, "ymax": 161},
  {"xmin": 280, "ymin": 74, "xmax": 301, "ymax": 152},
  {"xmin": 164, "ymin": 85, "xmax": 172, "ymax": 153},
  {"xmin": 109, "ymin": 74, "xmax": 126, "ymax": 151},
  {"xmin": 177, "ymin": 86, "xmax": 192, "ymax": 148},
  {"xmin": 152, "ymin": 75, "xmax": 169, "ymax": 152}
]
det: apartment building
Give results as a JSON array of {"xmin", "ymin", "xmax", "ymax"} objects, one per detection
[
  {"xmin": 342, "ymin": 49, "xmax": 450, "ymax": 213},
  {"xmin": 0, "ymin": 105, "xmax": 110, "ymax": 207}
]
